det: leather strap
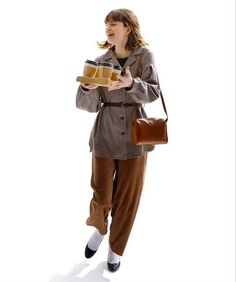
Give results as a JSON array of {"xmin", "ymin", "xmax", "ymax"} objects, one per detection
[
  {"xmin": 136, "ymin": 50, "xmax": 168, "ymax": 122},
  {"xmin": 103, "ymin": 102, "xmax": 142, "ymax": 107},
  {"xmin": 159, "ymin": 90, "xmax": 168, "ymax": 122}
]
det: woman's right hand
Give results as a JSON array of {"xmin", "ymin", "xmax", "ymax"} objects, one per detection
[{"xmin": 81, "ymin": 83, "xmax": 98, "ymax": 90}]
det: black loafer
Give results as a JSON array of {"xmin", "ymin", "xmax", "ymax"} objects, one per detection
[
  {"xmin": 85, "ymin": 244, "xmax": 97, "ymax": 258},
  {"xmin": 107, "ymin": 262, "xmax": 120, "ymax": 272}
]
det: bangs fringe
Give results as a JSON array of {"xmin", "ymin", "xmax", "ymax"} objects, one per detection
[{"xmin": 105, "ymin": 11, "xmax": 125, "ymax": 23}]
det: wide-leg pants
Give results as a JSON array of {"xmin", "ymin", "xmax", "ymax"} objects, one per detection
[{"xmin": 86, "ymin": 153, "xmax": 147, "ymax": 256}]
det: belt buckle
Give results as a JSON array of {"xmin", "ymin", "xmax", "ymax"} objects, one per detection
[{"xmin": 121, "ymin": 102, "xmax": 126, "ymax": 107}]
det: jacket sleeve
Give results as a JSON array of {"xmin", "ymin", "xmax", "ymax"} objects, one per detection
[
  {"xmin": 75, "ymin": 86, "xmax": 102, "ymax": 113},
  {"xmin": 126, "ymin": 49, "xmax": 161, "ymax": 104}
]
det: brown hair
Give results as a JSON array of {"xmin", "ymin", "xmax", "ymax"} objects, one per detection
[{"xmin": 98, "ymin": 8, "xmax": 147, "ymax": 50}]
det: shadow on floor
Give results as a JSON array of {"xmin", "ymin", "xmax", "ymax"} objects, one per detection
[{"xmin": 50, "ymin": 261, "xmax": 111, "ymax": 282}]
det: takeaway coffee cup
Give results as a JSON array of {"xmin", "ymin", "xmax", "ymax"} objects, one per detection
[
  {"xmin": 83, "ymin": 60, "xmax": 99, "ymax": 77},
  {"xmin": 95, "ymin": 63, "xmax": 103, "ymax": 78},
  {"xmin": 100, "ymin": 62, "xmax": 114, "ymax": 79},
  {"xmin": 111, "ymin": 65, "xmax": 122, "ymax": 81}
]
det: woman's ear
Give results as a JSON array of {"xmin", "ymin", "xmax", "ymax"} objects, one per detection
[{"xmin": 126, "ymin": 26, "xmax": 131, "ymax": 34}]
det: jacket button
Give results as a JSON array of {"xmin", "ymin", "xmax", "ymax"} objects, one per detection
[
  {"xmin": 121, "ymin": 131, "xmax": 125, "ymax": 135},
  {"xmin": 120, "ymin": 116, "xmax": 124, "ymax": 120}
]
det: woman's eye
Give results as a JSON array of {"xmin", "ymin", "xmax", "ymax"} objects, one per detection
[{"xmin": 105, "ymin": 22, "xmax": 117, "ymax": 29}]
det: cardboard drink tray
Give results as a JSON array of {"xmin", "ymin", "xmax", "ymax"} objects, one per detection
[{"xmin": 76, "ymin": 76, "xmax": 112, "ymax": 87}]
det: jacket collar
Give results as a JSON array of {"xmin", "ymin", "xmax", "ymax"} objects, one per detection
[{"xmin": 102, "ymin": 47, "xmax": 143, "ymax": 68}]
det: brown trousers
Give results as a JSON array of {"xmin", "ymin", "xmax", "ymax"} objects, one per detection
[{"xmin": 86, "ymin": 153, "xmax": 147, "ymax": 256}]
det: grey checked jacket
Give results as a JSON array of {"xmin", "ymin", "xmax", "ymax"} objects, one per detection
[{"xmin": 76, "ymin": 47, "xmax": 161, "ymax": 160}]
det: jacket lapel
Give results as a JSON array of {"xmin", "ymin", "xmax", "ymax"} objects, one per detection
[
  {"xmin": 102, "ymin": 49, "xmax": 119, "ymax": 66},
  {"xmin": 123, "ymin": 47, "xmax": 143, "ymax": 69}
]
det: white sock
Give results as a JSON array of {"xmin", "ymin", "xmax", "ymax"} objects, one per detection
[
  {"xmin": 87, "ymin": 229, "xmax": 104, "ymax": 251},
  {"xmin": 107, "ymin": 246, "xmax": 120, "ymax": 264}
]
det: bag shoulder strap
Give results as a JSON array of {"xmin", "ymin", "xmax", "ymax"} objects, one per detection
[
  {"xmin": 159, "ymin": 91, "xmax": 168, "ymax": 122},
  {"xmin": 135, "ymin": 49, "xmax": 168, "ymax": 122}
]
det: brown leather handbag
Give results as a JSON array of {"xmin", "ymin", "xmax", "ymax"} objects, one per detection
[
  {"xmin": 131, "ymin": 51, "xmax": 168, "ymax": 145},
  {"xmin": 131, "ymin": 91, "xmax": 168, "ymax": 145}
]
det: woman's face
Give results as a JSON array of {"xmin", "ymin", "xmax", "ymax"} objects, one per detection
[{"xmin": 105, "ymin": 21, "xmax": 130, "ymax": 47}]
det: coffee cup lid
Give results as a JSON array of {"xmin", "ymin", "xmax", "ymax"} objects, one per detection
[
  {"xmin": 113, "ymin": 65, "xmax": 122, "ymax": 70},
  {"xmin": 100, "ymin": 62, "xmax": 113, "ymax": 67},
  {"xmin": 85, "ymin": 59, "xmax": 98, "ymax": 66}
]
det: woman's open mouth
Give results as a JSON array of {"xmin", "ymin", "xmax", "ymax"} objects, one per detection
[{"xmin": 107, "ymin": 33, "xmax": 115, "ymax": 38}]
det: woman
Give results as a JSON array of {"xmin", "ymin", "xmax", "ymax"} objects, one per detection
[{"xmin": 76, "ymin": 8, "xmax": 161, "ymax": 272}]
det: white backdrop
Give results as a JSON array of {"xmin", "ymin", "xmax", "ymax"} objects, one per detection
[{"xmin": 0, "ymin": 0, "xmax": 234, "ymax": 282}]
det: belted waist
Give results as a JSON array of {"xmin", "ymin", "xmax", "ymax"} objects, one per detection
[{"xmin": 103, "ymin": 102, "xmax": 142, "ymax": 107}]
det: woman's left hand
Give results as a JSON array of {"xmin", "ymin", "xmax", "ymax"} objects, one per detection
[{"xmin": 108, "ymin": 66, "xmax": 133, "ymax": 91}]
